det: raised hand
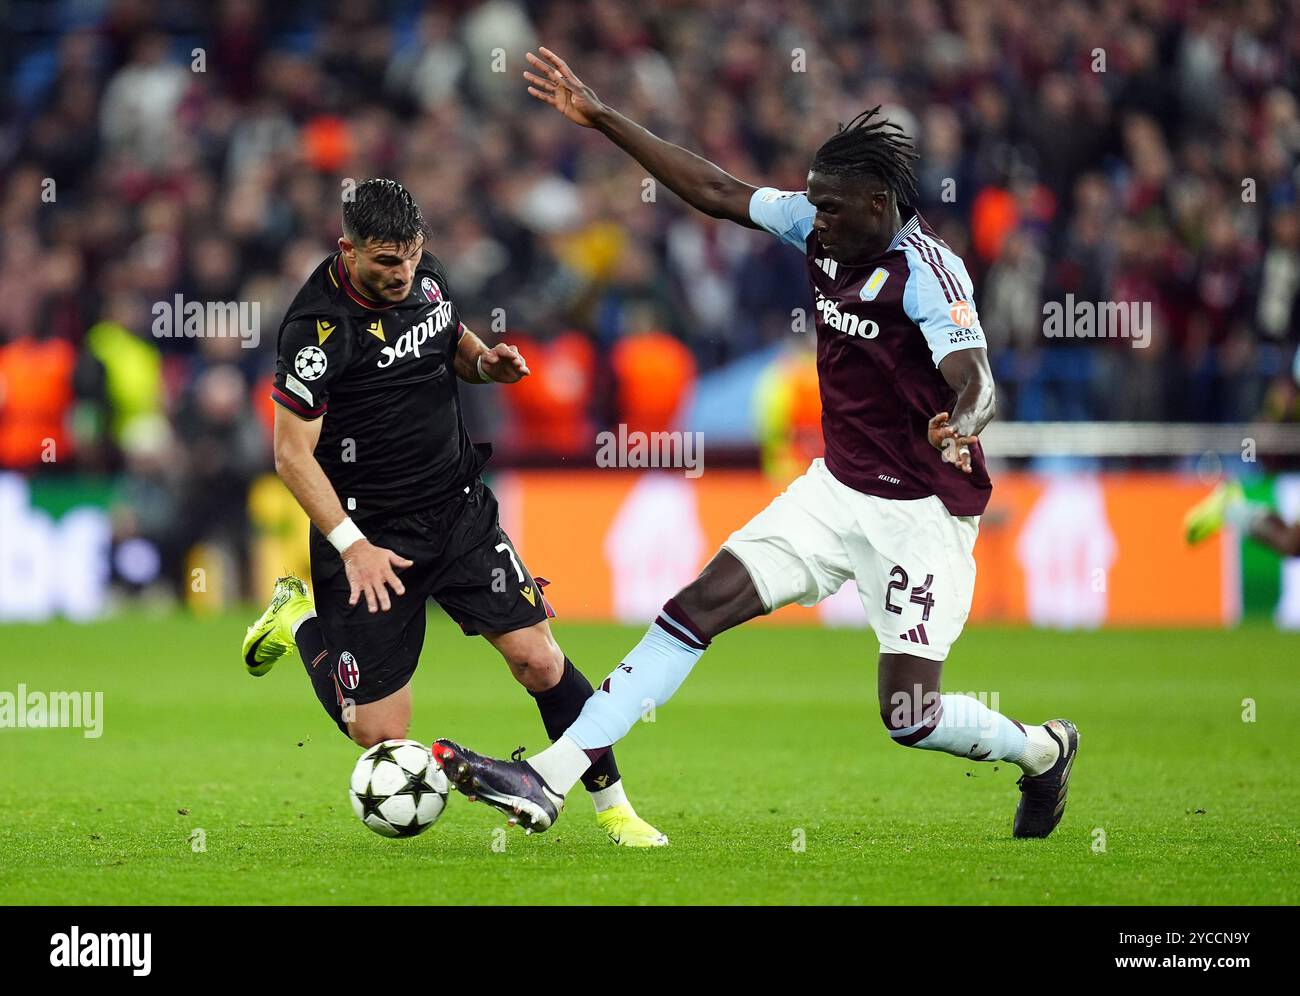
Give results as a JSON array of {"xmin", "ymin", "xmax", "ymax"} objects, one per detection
[
  {"xmin": 479, "ymin": 343, "xmax": 530, "ymax": 383},
  {"xmin": 523, "ymin": 46, "xmax": 606, "ymax": 128}
]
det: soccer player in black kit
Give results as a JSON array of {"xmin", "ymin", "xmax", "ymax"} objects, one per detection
[{"xmin": 241, "ymin": 178, "xmax": 666, "ymax": 846}]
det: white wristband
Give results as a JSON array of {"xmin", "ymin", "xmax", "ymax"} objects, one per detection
[
  {"xmin": 476, "ymin": 353, "xmax": 492, "ymax": 382},
  {"xmin": 326, "ymin": 516, "xmax": 366, "ymax": 554}
]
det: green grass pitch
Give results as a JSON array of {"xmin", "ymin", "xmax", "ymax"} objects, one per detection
[{"xmin": 0, "ymin": 612, "xmax": 1295, "ymax": 905}]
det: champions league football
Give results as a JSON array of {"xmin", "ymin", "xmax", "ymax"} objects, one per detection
[{"xmin": 349, "ymin": 740, "xmax": 449, "ymax": 838}]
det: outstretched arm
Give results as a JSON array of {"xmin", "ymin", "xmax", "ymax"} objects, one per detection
[{"xmin": 524, "ymin": 46, "xmax": 758, "ymax": 227}]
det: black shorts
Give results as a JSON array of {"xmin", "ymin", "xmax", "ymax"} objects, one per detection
[{"xmin": 309, "ymin": 479, "xmax": 548, "ymax": 706}]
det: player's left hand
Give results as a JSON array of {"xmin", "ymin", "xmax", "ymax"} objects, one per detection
[
  {"xmin": 480, "ymin": 343, "xmax": 530, "ymax": 383},
  {"xmin": 927, "ymin": 411, "xmax": 978, "ymax": 475}
]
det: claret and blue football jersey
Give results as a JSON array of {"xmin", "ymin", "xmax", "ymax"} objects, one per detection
[{"xmin": 749, "ymin": 187, "xmax": 992, "ymax": 516}]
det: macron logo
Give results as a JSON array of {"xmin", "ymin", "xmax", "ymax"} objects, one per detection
[{"xmin": 50, "ymin": 926, "xmax": 151, "ymax": 976}]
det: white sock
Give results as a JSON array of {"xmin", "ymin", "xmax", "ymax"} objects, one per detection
[
  {"xmin": 1019, "ymin": 723, "xmax": 1062, "ymax": 776},
  {"xmin": 589, "ymin": 779, "xmax": 628, "ymax": 813},
  {"xmin": 894, "ymin": 694, "xmax": 1053, "ymax": 771},
  {"xmin": 526, "ymin": 735, "xmax": 590, "ymax": 799}
]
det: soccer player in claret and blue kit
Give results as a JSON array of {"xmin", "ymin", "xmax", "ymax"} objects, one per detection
[
  {"xmin": 241, "ymin": 178, "xmax": 666, "ymax": 846},
  {"xmin": 434, "ymin": 48, "xmax": 1079, "ymax": 841}
]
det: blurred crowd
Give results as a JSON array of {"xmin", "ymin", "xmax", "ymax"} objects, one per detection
[{"xmin": 2, "ymin": 0, "xmax": 1299, "ymax": 594}]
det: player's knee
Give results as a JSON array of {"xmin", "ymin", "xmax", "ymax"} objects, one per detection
[
  {"xmin": 504, "ymin": 639, "xmax": 564, "ymax": 693},
  {"xmin": 879, "ymin": 690, "xmax": 940, "ymax": 746},
  {"xmin": 880, "ymin": 692, "xmax": 913, "ymax": 727},
  {"xmin": 879, "ymin": 704, "xmax": 902, "ymax": 737},
  {"xmin": 880, "ymin": 709, "xmax": 933, "ymax": 751},
  {"xmin": 879, "ymin": 708, "xmax": 914, "ymax": 746}
]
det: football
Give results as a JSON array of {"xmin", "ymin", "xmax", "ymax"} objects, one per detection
[{"xmin": 348, "ymin": 739, "xmax": 449, "ymax": 838}]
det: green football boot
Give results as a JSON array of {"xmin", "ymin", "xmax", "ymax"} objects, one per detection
[
  {"xmin": 596, "ymin": 803, "xmax": 669, "ymax": 847},
  {"xmin": 1184, "ymin": 481, "xmax": 1244, "ymax": 545},
  {"xmin": 241, "ymin": 575, "xmax": 314, "ymax": 676}
]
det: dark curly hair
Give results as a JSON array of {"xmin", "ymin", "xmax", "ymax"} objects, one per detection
[{"xmin": 341, "ymin": 178, "xmax": 430, "ymax": 251}]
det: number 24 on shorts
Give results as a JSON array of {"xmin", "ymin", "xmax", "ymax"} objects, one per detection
[{"xmin": 884, "ymin": 566, "xmax": 935, "ymax": 620}]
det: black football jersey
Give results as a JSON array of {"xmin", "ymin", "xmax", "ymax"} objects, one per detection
[{"xmin": 271, "ymin": 251, "xmax": 488, "ymax": 522}]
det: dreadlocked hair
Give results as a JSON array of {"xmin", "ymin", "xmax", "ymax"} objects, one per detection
[{"xmin": 810, "ymin": 106, "xmax": 918, "ymax": 206}]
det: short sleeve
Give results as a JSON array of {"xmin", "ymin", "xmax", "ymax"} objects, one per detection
[
  {"xmin": 901, "ymin": 239, "xmax": 987, "ymax": 367},
  {"xmin": 749, "ymin": 187, "xmax": 816, "ymax": 250},
  {"xmin": 271, "ymin": 317, "xmax": 346, "ymax": 419}
]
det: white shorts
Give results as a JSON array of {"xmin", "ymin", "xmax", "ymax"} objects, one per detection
[{"xmin": 722, "ymin": 459, "xmax": 979, "ymax": 661}]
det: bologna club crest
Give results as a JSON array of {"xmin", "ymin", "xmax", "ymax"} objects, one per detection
[
  {"xmin": 337, "ymin": 651, "xmax": 360, "ymax": 690},
  {"xmin": 421, "ymin": 276, "xmax": 442, "ymax": 303}
]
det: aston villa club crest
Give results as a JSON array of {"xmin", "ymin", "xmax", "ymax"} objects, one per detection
[
  {"xmin": 337, "ymin": 651, "xmax": 360, "ymax": 690},
  {"xmin": 860, "ymin": 267, "xmax": 890, "ymax": 301},
  {"xmin": 421, "ymin": 276, "xmax": 442, "ymax": 303}
]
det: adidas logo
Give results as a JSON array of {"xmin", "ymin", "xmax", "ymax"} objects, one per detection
[
  {"xmin": 815, "ymin": 256, "xmax": 839, "ymax": 279},
  {"xmin": 898, "ymin": 623, "xmax": 929, "ymax": 645}
]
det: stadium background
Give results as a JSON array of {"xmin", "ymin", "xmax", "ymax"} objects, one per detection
[
  {"xmin": 3, "ymin": 0, "xmax": 1299, "ymax": 628},
  {"xmin": 1, "ymin": 0, "xmax": 1299, "ymax": 909}
]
